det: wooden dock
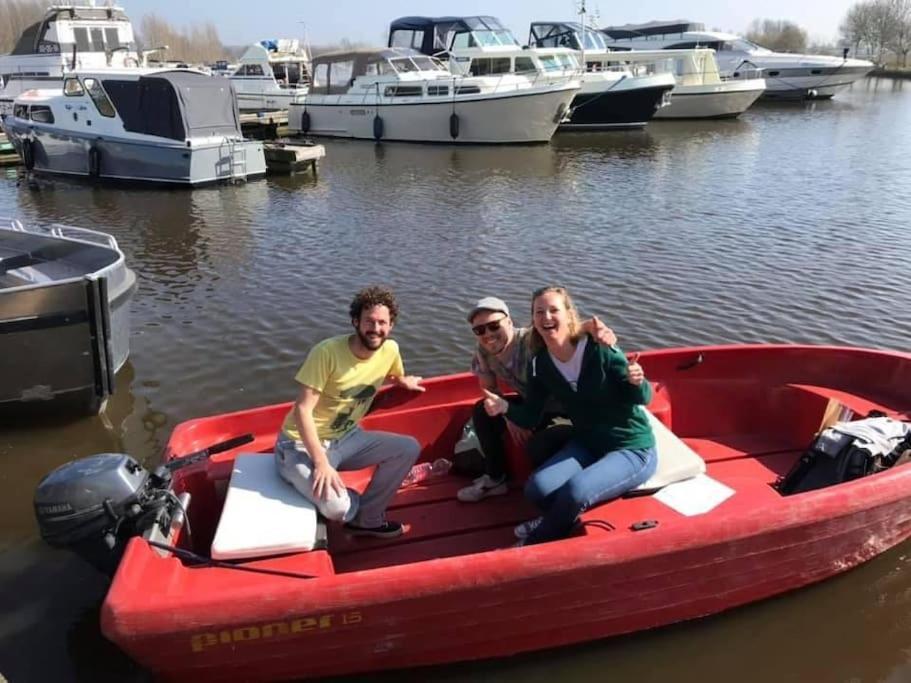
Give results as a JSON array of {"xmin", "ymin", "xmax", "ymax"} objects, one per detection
[
  {"xmin": 240, "ymin": 111, "xmax": 289, "ymax": 140},
  {"xmin": 263, "ymin": 140, "xmax": 325, "ymax": 175}
]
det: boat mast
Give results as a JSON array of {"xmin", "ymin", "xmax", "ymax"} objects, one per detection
[{"xmin": 578, "ymin": 0, "xmax": 587, "ymax": 74}]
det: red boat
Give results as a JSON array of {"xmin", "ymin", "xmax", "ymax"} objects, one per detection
[{"xmin": 99, "ymin": 345, "xmax": 911, "ymax": 681}]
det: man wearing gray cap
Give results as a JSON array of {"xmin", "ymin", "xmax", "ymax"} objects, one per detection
[{"xmin": 458, "ymin": 296, "xmax": 616, "ymax": 502}]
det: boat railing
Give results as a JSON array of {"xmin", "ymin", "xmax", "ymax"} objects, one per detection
[{"xmin": 3, "ymin": 217, "xmax": 121, "ymax": 251}]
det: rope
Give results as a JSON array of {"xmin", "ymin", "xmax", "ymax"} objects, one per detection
[{"xmin": 147, "ymin": 540, "xmax": 318, "ymax": 580}]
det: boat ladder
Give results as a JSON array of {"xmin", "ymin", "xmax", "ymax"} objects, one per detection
[{"xmin": 229, "ymin": 140, "xmax": 247, "ymax": 181}]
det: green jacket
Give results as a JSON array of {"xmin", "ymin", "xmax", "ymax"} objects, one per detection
[{"xmin": 506, "ymin": 336, "xmax": 655, "ymax": 455}]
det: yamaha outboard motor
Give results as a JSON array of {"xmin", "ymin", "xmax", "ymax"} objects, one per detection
[
  {"xmin": 34, "ymin": 434, "xmax": 252, "ymax": 575},
  {"xmin": 34, "ymin": 454, "xmax": 172, "ymax": 574}
]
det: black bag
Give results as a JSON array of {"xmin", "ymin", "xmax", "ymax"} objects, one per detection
[
  {"xmin": 451, "ymin": 419, "xmax": 487, "ymax": 478},
  {"xmin": 779, "ymin": 418, "xmax": 911, "ymax": 496}
]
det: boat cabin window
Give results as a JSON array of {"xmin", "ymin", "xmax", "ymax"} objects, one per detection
[
  {"xmin": 331, "ymin": 59, "xmax": 355, "ymax": 86},
  {"xmin": 539, "ymin": 55, "xmax": 562, "ymax": 72},
  {"xmin": 237, "ymin": 64, "xmax": 265, "ymax": 76},
  {"xmin": 384, "ymin": 85, "xmax": 423, "ymax": 97},
  {"xmin": 90, "ymin": 28, "xmax": 105, "ymax": 51},
  {"xmin": 13, "ymin": 104, "xmax": 28, "ymax": 119},
  {"xmin": 514, "ymin": 56, "xmax": 536, "ymax": 74},
  {"xmin": 427, "ymin": 85, "xmax": 449, "ymax": 96},
  {"xmin": 105, "ymin": 28, "xmax": 121, "ymax": 50},
  {"xmin": 83, "ymin": 78, "xmax": 116, "ymax": 117},
  {"xmin": 455, "ymin": 84, "xmax": 481, "ymax": 95},
  {"xmin": 73, "ymin": 28, "xmax": 92, "ymax": 52},
  {"xmin": 313, "ymin": 63, "xmax": 329, "ymax": 88},
  {"xmin": 390, "ymin": 30, "xmax": 422, "ymax": 50},
  {"xmin": 469, "ymin": 57, "xmax": 511, "ymax": 76},
  {"xmin": 29, "ymin": 105, "xmax": 54, "ymax": 123},
  {"xmin": 64, "ymin": 77, "xmax": 85, "ymax": 96}
]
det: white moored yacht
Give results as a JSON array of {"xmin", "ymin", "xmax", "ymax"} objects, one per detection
[
  {"xmin": 608, "ymin": 48, "xmax": 765, "ymax": 118},
  {"xmin": 0, "ymin": 2, "xmax": 142, "ymax": 118},
  {"xmin": 3, "ymin": 68, "xmax": 265, "ymax": 184},
  {"xmin": 228, "ymin": 39, "xmax": 311, "ymax": 113},
  {"xmin": 390, "ymin": 16, "xmax": 675, "ymax": 129},
  {"xmin": 602, "ymin": 20, "xmax": 874, "ymax": 100},
  {"xmin": 287, "ymin": 47, "xmax": 578, "ymax": 144}
]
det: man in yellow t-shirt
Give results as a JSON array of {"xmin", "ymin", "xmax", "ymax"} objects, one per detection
[{"xmin": 274, "ymin": 286, "xmax": 425, "ymax": 539}]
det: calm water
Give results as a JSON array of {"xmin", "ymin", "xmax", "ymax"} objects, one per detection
[{"xmin": 2, "ymin": 77, "xmax": 911, "ymax": 682}]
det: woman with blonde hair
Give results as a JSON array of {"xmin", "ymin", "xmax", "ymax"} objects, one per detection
[{"xmin": 482, "ymin": 285, "xmax": 656, "ymax": 546}]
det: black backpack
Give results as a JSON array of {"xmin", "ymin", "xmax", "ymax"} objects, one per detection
[{"xmin": 778, "ymin": 416, "xmax": 911, "ymax": 496}]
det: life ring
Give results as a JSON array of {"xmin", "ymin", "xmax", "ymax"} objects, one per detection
[
  {"xmin": 372, "ymin": 115, "xmax": 383, "ymax": 141},
  {"xmin": 300, "ymin": 110, "xmax": 311, "ymax": 133},
  {"xmin": 88, "ymin": 146, "xmax": 101, "ymax": 177},
  {"xmin": 449, "ymin": 112, "xmax": 460, "ymax": 140},
  {"xmin": 21, "ymin": 138, "xmax": 35, "ymax": 170}
]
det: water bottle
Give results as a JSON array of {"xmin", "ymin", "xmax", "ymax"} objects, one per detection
[{"xmin": 402, "ymin": 458, "xmax": 452, "ymax": 485}]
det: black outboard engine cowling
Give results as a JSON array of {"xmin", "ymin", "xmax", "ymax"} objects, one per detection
[{"xmin": 34, "ymin": 453, "xmax": 158, "ymax": 574}]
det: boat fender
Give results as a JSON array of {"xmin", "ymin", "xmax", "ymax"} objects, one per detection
[
  {"xmin": 372, "ymin": 115, "xmax": 383, "ymax": 141},
  {"xmin": 88, "ymin": 146, "xmax": 101, "ymax": 177},
  {"xmin": 553, "ymin": 102, "xmax": 568, "ymax": 124},
  {"xmin": 21, "ymin": 138, "xmax": 35, "ymax": 170},
  {"xmin": 449, "ymin": 112, "xmax": 460, "ymax": 139},
  {"xmin": 300, "ymin": 110, "xmax": 311, "ymax": 133}
]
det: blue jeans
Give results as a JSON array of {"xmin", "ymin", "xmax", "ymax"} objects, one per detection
[{"xmin": 524, "ymin": 441, "xmax": 658, "ymax": 545}]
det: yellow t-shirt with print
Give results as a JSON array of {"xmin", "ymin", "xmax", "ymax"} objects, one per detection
[{"xmin": 280, "ymin": 334, "xmax": 405, "ymax": 441}]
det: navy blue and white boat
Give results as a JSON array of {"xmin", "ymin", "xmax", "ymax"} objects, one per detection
[{"xmin": 2, "ymin": 68, "xmax": 265, "ymax": 184}]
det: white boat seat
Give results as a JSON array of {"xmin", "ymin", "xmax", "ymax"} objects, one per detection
[
  {"xmin": 632, "ymin": 409, "xmax": 707, "ymax": 493},
  {"xmin": 211, "ymin": 453, "xmax": 325, "ymax": 560}
]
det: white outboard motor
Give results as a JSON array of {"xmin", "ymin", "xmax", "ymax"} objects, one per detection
[{"xmin": 34, "ymin": 434, "xmax": 252, "ymax": 575}]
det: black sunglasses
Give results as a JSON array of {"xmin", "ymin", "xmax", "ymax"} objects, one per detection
[{"xmin": 472, "ymin": 318, "xmax": 506, "ymax": 336}]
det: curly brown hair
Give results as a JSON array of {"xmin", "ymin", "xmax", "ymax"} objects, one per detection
[{"xmin": 349, "ymin": 285, "xmax": 399, "ymax": 323}]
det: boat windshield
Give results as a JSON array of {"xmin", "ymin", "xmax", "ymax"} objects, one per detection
[
  {"xmin": 729, "ymin": 38, "xmax": 772, "ymax": 54},
  {"xmin": 539, "ymin": 55, "xmax": 563, "ymax": 71},
  {"xmin": 389, "ymin": 56, "xmax": 447, "ymax": 73},
  {"xmin": 577, "ymin": 28, "xmax": 607, "ymax": 51}
]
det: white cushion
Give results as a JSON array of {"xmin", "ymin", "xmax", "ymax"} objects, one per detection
[
  {"xmin": 211, "ymin": 453, "xmax": 319, "ymax": 560},
  {"xmin": 634, "ymin": 410, "xmax": 706, "ymax": 492}
]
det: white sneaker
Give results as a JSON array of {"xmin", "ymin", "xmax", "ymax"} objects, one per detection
[
  {"xmin": 457, "ymin": 474, "xmax": 508, "ymax": 503},
  {"xmin": 513, "ymin": 516, "xmax": 543, "ymax": 540}
]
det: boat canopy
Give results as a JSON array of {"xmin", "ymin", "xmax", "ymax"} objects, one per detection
[
  {"xmin": 388, "ymin": 16, "xmax": 519, "ymax": 56},
  {"xmin": 10, "ymin": 5, "xmax": 131, "ymax": 56},
  {"xmin": 101, "ymin": 71, "xmax": 241, "ymax": 141},
  {"xmin": 309, "ymin": 48, "xmax": 446, "ymax": 94},
  {"xmin": 602, "ymin": 21, "xmax": 706, "ymax": 40},
  {"xmin": 529, "ymin": 22, "xmax": 607, "ymax": 51}
]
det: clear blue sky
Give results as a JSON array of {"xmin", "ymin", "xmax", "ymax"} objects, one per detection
[{"xmin": 122, "ymin": 0, "xmax": 858, "ymax": 47}]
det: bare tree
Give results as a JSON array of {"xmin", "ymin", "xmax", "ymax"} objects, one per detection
[
  {"xmin": 137, "ymin": 13, "xmax": 228, "ymax": 64},
  {"xmin": 886, "ymin": 0, "xmax": 911, "ymax": 65},
  {"xmin": 841, "ymin": 2, "xmax": 876, "ymax": 55},
  {"xmin": 746, "ymin": 18, "xmax": 808, "ymax": 53}
]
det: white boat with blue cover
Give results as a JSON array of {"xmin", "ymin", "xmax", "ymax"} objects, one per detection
[
  {"xmin": 2, "ymin": 68, "xmax": 266, "ymax": 184},
  {"xmin": 288, "ymin": 47, "xmax": 578, "ymax": 144}
]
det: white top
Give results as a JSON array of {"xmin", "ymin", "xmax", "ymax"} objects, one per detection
[{"xmin": 549, "ymin": 336, "xmax": 588, "ymax": 391}]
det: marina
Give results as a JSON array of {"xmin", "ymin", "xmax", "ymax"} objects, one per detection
[{"xmin": 1, "ymin": 0, "xmax": 911, "ymax": 679}]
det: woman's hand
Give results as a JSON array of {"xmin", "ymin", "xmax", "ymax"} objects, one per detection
[
  {"xmin": 626, "ymin": 352, "xmax": 645, "ymax": 386},
  {"xmin": 581, "ymin": 316, "xmax": 617, "ymax": 347},
  {"xmin": 395, "ymin": 375, "xmax": 426, "ymax": 392},
  {"xmin": 312, "ymin": 460, "xmax": 345, "ymax": 500},
  {"xmin": 482, "ymin": 388, "xmax": 509, "ymax": 416}
]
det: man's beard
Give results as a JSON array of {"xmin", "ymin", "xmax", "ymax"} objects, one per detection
[{"xmin": 356, "ymin": 329, "xmax": 386, "ymax": 351}]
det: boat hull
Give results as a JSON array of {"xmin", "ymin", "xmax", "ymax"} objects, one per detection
[
  {"xmin": 561, "ymin": 80, "xmax": 674, "ymax": 129},
  {"xmin": 0, "ymin": 223, "xmax": 136, "ymax": 414},
  {"xmin": 289, "ymin": 85, "xmax": 578, "ymax": 144},
  {"xmin": 100, "ymin": 345, "xmax": 911, "ymax": 680},
  {"xmin": 2, "ymin": 123, "xmax": 266, "ymax": 185},
  {"xmin": 654, "ymin": 79, "xmax": 766, "ymax": 118}
]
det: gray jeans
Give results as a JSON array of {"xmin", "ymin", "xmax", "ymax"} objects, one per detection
[{"xmin": 274, "ymin": 427, "xmax": 420, "ymax": 527}]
